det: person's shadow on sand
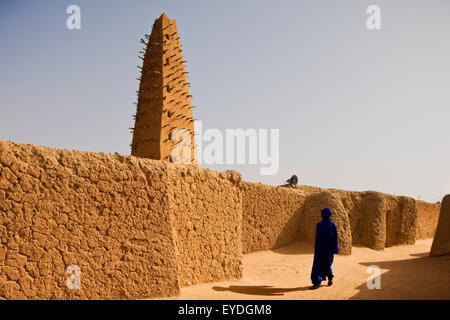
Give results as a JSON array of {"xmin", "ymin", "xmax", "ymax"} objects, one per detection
[{"xmin": 212, "ymin": 285, "xmax": 311, "ymax": 296}]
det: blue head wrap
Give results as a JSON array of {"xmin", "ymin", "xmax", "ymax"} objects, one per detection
[{"xmin": 321, "ymin": 208, "xmax": 333, "ymax": 217}]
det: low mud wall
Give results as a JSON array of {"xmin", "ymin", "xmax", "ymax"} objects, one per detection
[
  {"xmin": 0, "ymin": 140, "xmax": 179, "ymax": 299},
  {"xmin": 0, "ymin": 140, "xmax": 441, "ymax": 299},
  {"xmin": 430, "ymin": 195, "xmax": 450, "ymax": 256},
  {"xmin": 298, "ymin": 190, "xmax": 353, "ymax": 254},
  {"xmin": 0, "ymin": 140, "xmax": 242, "ymax": 299},
  {"xmin": 242, "ymin": 184, "xmax": 421, "ymax": 256},
  {"xmin": 297, "ymin": 189, "xmax": 416, "ymax": 253},
  {"xmin": 416, "ymin": 201, "xmax": 440, "ymax": 239},
  {"xmin": 241, "ymin": 183, "xmax": 307, "ymax": 254},
  {"xmin": 168, "ymin": 166, "xmax": 243, "ymax": 286}
]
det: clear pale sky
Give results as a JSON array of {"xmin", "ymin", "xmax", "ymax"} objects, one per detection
[{"xmin": 1, "ymin": 0, "xmax": 449, "ymax": 202}]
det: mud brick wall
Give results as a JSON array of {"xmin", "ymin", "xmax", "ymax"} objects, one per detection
[
  {"xmin": 241, "ymin": 183, "xmax": 427, "ymax": 257},
  {"xmin": 168, "ymin": 166, "xmax": 243, "ymax": 286},
  {"xmin": 430, "ymin": 195, "xmax": 450, "ymax": 256},
  {"xmin": 296, "ymin": 188, "xmax": 417, "ymax": 254},
  {"xmin": 0, "ymin": 140, "xmax": 180, "ymax": 299},
  {"xmin": 383, "ymin": 195, "xmax": 417, "ymax": 247},
  {"xmin": 0, "ymin": 140, "xmax": 244, "ymax": 299},
  {"xmin": 0, "ymin": 139, "xmax": 442, "ymax": 299},
  {"xmin": 298, "ymin": 190, "xmax": 353, "ymax": 255},
  {"xmin": 415, "ymin": 200, "xmax": 440, "ymax": 239},
  {"xmin": 241, "ymin": 182, "xmax": 307, "ymax": 254}
]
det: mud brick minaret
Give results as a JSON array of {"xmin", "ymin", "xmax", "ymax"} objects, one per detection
[{"xmin": 131, "ymin": 13, "xmax": 197, "ymax": 165}]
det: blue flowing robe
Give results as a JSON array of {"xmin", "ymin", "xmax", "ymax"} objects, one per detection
[{"xmin": 310, "ymin": 215, "xmax": 339, "ymax": 285}]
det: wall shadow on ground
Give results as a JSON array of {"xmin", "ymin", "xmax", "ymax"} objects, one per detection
[
  {"xmin": 270, "ymin": 241, "xmax": 314, "ymax": 256},
  {"xmin": 350, "ymin": 253, "xmax": 450, "ymax": 300},
  {"xmin": 212, "ymin": 285, "xmax": 310, "ymax": 296}
]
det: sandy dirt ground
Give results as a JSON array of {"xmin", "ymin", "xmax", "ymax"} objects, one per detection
[{"xmin": 165, "ymin": 239, "xmax": 449, "ymax": 300}]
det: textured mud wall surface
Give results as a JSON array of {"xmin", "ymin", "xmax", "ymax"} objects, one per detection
[
  {"xmin": 298, "ymin": 191, "xmax": 353, "ymax": 255},
  {"xmin": 296, "ymin": 187, "xmax": 417, "ymax": 254},
  {"xmin": 430, "ymin": 195, "xmax": 450, "ymax": 256},
  {"xmin": 300, "ymin": 189, "xmax": 378, "ymax": 254},
  {"xmin": 241, "ymin": 183, "xmax": 307, "ymax": 254},
  {"xmin": 416, "ymin": 201, "xmax": 440, "ymax": 239},
  {"xmin": 0, "ymin": 140, "xmax": 180, "ymax": 299},
  {"xmin": 242, "ymin": 184, "xmax": 423, "ymax": 256},
  {"xmin": 0, "ymin": 138, "xmax": 441, "ymax": 299},
  {"xmin": 385, "ymin": 196, "xmax": 417, "ymax": 247},
  {"xmin": 168, "ymin": 166, "xmax": 243, "ymax": 286}
]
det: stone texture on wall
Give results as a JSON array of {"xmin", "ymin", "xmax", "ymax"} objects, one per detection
[
  {"xmin": 416, "ymin": 200, "xmax": 440, "ymax": 239},
  {"xmin": 241, "ymin": 183, "xmax": 307, "ymax": 254},
  {"xmin": 298, "ymin": 190, "xmax": 353, "ymax": 255},
  {"xmin": 164, "ymin": 178, "xmax": 429, "ymax": 262},
  {"xmin": 0, "ymin": 140, "xmax": 180, "ymax": 299},
  {"xmin": 0, "ymin": 139, "xmax": 442, "ymax": 299},
  {"xmin": 168, "ymin": 166, "xmax": 242, "ymax": 286},
  {"xmin": 430, "ymin": 195, "xmax": 450, "ymax": 256},
  {"xmin": 0, "ymin": 140, "xmax": 242, "ymax": 299},
  {"xmin": 242, "ymin": 184, "xmax": 421, "ymax": 256},
  {"xmin": 296, "ymin": 188, "xmax": 416, "ymax": 253},
  {"xmin": 384, "ymin": 195, "xmax": 417, "ymax": 247}
]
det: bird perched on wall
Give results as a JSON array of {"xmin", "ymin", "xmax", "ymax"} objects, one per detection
[{"xmin": 285, "ymin": 175, "xmax": 298, "ymax": 188}]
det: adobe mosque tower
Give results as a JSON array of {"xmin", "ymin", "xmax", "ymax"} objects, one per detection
[{"xmin": 131, "ymin": 13, "xmax": 197, "ymax": 165}]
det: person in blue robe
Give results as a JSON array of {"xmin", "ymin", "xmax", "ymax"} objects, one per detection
[{"xmin": 309, "ymin": 208, "xmax": 339, "ymax": 290}]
